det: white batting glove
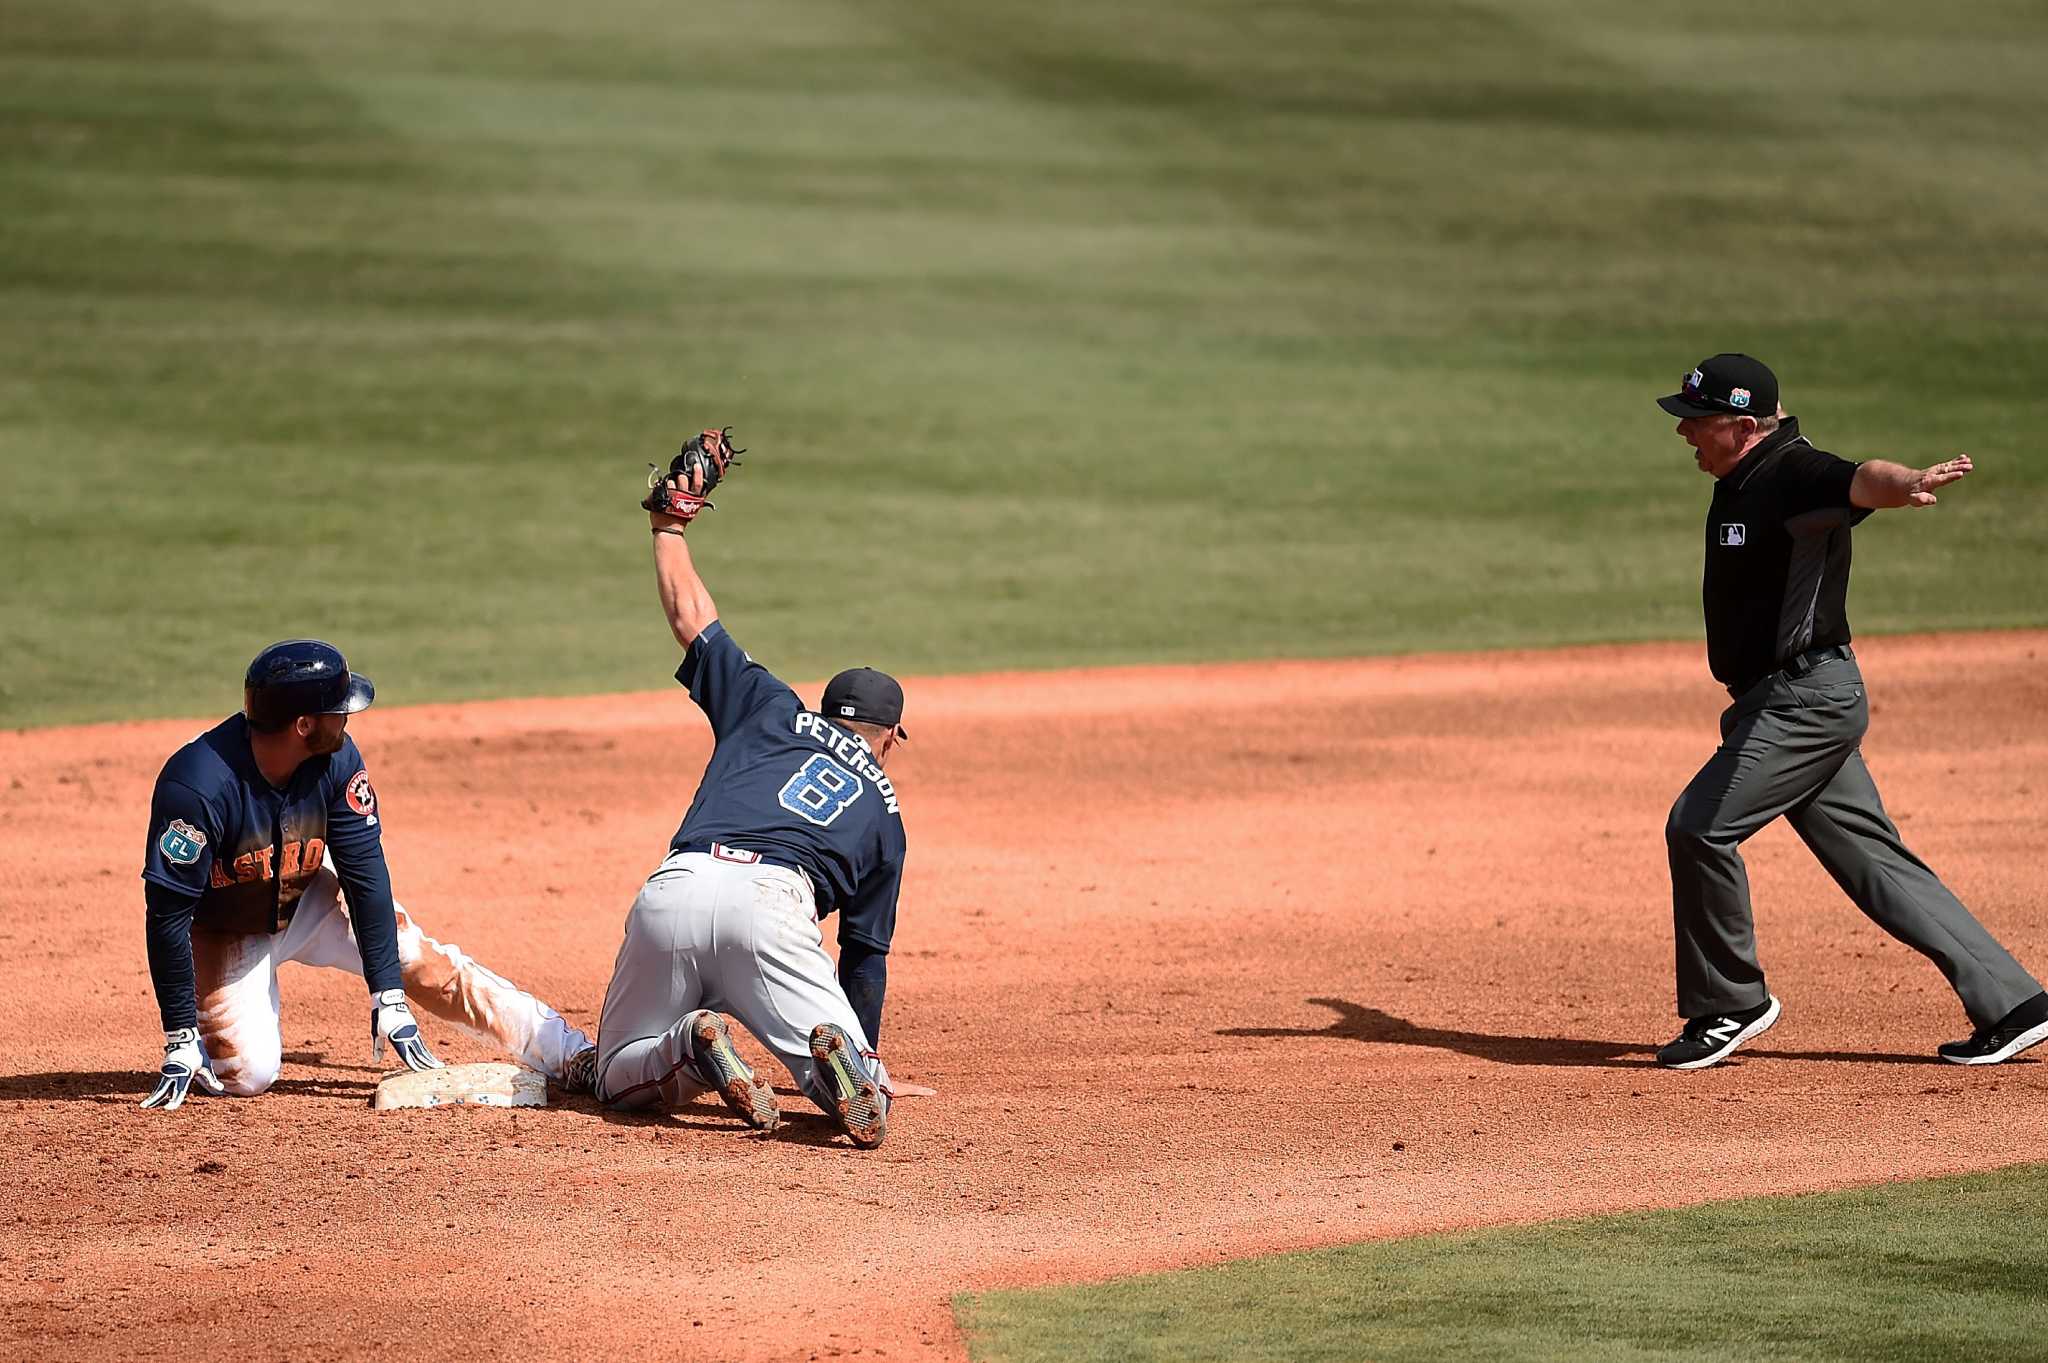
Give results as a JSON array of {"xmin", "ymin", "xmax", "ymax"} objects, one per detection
[
  {"xmin": 141, "ymin": 1027, "xmax": 227, "ymax": 1111},
  {"xmin": 371, "ymin": 988, "xmax": 442, "ymax": 1072}
]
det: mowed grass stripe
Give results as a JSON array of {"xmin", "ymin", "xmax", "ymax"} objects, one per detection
[
  {"xmin": 3, "ymin": 1, "xmax": 2046, "ymax": 726},
  {"xmin": 957, "ymin": 1164, "xmax": 2048, "ymax": 1363}
]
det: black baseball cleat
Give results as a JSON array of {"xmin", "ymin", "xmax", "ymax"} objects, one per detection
[
  {"xmin": 1657, "ymin": 995, "xmax": 1781, "ymax": 1070},
  {"xmin": 1938, "ymin": 991, "xmax": 2048, "ymax": 1065},
  {"xmin": 809, "ymin": 1022, "xmax": 887, "ymax": 1149}
]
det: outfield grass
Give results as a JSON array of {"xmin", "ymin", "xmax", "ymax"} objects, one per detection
[
  {"xmin": 957, "ymin": 1165, "xmax": 2048, "ymax": 1362},
  {"xmin": 4, "ymin": 0, "xmax": 2046, "ymax": 725}
]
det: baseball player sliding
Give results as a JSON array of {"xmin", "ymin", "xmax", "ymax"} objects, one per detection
[
  {"xmin": 139, "ymin": 640, "xmax": 594, "ymax": 1108},
  {"xmin": 570, "ymin": 429, "xmax": 904, "ymax": 1148}
]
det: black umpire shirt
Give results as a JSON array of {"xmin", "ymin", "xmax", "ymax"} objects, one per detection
[{"xmin": 1699, "ymin": 417, "xmax": 1870, "ymax": 693}]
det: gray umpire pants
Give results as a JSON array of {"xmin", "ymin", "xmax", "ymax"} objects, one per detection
[{"xmin": 1666, "ymin": 653, "xmax": 2039, "ymax": 1026}]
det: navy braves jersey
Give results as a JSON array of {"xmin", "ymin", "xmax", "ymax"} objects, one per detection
[
  {"xmin": 669, "ymin": 621, "xmax": 906, "ymax": 953},
  {"xmin": 141, "ymin": 715, "xmax": 402, "ymax": 1025},
  {"xmin": 1700, "ymin": 418, "xmax": 1870, "ymax": 691}
]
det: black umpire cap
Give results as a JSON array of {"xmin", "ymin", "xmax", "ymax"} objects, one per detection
[
  {"xmin": 821, "ymin": 667, "xmax": 908, "ymax": 740},
  {"xmin": 244, "ymin": 639, "xmax": 375, "ymax": 732},
  {"xmin": 1658, "ymin": 354, "xmax": 1778, "ymax": 419}
]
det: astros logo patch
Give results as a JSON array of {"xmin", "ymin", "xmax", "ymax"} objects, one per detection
[
  {"xmin": 160, "ymin": 819, "xmax": 207, "ymax": 865},
  {"xmin": 346, "ymin": 770, "xmax": 377, "ymax": 817}
]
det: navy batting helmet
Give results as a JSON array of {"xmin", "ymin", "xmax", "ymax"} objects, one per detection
[{"xmin": 243, "ymin": 639, "xmax": 375, "ymax": 732}]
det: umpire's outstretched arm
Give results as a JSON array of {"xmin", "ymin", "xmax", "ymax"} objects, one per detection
[{"xmin": 1849, "ymin": 454, "xmax": 1974, "ymax": 509}]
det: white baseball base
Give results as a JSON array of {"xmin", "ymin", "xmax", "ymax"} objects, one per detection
[{"xmin": 372, "ymin": 1061, "xmax": 547, "ymax": 1111}]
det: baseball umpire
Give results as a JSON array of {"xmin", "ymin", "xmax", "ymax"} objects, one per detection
[
  {"xmin": 572, "ymin": 430, "xmax": 903, "ymax": 1148},
  {"xmin": 1653, "ymin": 354, "xmax": 2047, "ymax": 1070},
  {"xmin": 139, "ymin": 639, "xmax": 594, "ymax": 1108}
]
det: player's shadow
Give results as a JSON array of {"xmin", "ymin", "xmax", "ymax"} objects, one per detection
[
  {"xmin": 588, "ymin": 1090, "xmax": 868, "ymax": 1148},
  {"xmin": 0, "ymin": 1069, "xmax": 379, "ymax": 1104},
  {"xmin": 591, "ymin": 1102, "xmax": 772, "ymax": 1135},
  {"xmin": 0, "ymin": 1053, "xmax": 381, "ymax": 1105},
  {"xmin": 1218, "ymin": 997, "xmax": 1935, "ymax": 1068},
  {"xmin": 767, "ymin": 1108, "xmax": 873, "ymax": 1150}
]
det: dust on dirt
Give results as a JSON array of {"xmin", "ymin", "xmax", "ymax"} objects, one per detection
[{"xmin": 3, "ymin": 632, "xmax": 2044, "ymax": 1361}]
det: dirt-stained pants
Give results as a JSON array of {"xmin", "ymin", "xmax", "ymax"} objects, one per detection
[
  {"xmin": 192, "ymin": 862, "xmax": 591, "ymax": 1094},
  {"xmin": 595, "ymin": 849, "xmax": 876, "ymax": 1118},
  {"xmin": 1666, "ymin": 655, "xmax": 2039, "ymax": 1027}
]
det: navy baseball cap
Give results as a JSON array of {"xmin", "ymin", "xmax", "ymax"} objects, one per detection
[
  {"xmin": 244, "ymin": 639, "xmax": 374, "ymax": 731},
  {"xmin": 821, "ymin": 667, "xmax": 908, "ymax": 740},
  {"xmin": 1657, "ymin": 354, "xmax": 1778, "ymax": 419}
]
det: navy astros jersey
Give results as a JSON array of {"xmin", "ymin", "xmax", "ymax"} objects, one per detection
[
  {"xmin": 141, "ymin": 714, "xmax": 402, "ymax": 1024},
  {"xmin": 670, "ymin": 620, "xmax": 906, "ymax": 952},
  {"xmin": 1700, "ymin": 417, "xmax": 1870, "ymax": 691}
]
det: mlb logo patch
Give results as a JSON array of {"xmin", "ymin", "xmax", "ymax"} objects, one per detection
[{"xmin": 1719, "ymin": 523, "xmax": 1747, "ymax": 547}]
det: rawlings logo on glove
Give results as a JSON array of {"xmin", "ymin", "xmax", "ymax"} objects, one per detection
[{"xmin": 643, "ymin": 427, "xmax": 745, "ymax": 526}]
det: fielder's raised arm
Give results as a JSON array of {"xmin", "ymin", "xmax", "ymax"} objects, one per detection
[
  {"xmin": 589, "ymin": 427, "xmax": 913, "ymax": 1149},
  {"xmin": 643, "ymin": 427, "xmax": 742, "ymax": 648},
  {"xmin": 650, "ymin": 520, "xmax": 718, "ymax": 648}
]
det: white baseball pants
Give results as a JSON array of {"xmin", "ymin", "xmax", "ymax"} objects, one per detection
[
  {"xmin": 192, "ymin": 862, "xmax": 592, "ymax": 1094},
  {"xmin": 594, "ymin": 848, "xmax": 874, "ymax": 1115}
]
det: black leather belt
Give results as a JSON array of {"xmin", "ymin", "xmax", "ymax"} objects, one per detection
[{"xmin": 1730, "ymin": 643, "xmax": 1854, "ymax": 697}]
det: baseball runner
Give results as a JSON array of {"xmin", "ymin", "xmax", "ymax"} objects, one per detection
[
  {"xmin": 139, "ymin": 639, "xmax": 594, "ymax": 1108},
  {"xmin": 1654, "ymin": 354, "xmax": 2047, "ymax": 1069},
  {"xmin": 569, "ymin": 429, "xmax": 903, "ymax": 1148}
]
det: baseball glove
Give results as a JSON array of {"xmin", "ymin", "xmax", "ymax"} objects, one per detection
[{"xmin": 643, "ymin": 427, "xmax": 744, "ymax": 524}]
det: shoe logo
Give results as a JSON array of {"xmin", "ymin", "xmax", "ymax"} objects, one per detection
[{"xmin": 1704, "ymin": 1019, "xmax": 1740, "ymax": 1043}]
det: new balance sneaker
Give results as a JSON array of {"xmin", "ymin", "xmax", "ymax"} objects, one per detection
[
  {"xmin": 1938, "ymin": 991, "xmax": 2048, "ymax": 1066},
  {"xmin": 809, "ymin": 1022, "xmax": 887, "ymax": 1149},
  {"xmin": 559, "ymin": 1044, "xmax": 598, "ymax": 1096},
  {"xmin": 1656, "ymin": 995, "xmax": 1781, "ymax": 1070},
  {"xmin": 686, "ymin": 1011, "xmax": 782, "ymax": 1131}
]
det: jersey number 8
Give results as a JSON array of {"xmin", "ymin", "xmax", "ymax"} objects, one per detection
[{"xmin": 778, "ymin": 754, "xmax": 864, "ymax": 827}]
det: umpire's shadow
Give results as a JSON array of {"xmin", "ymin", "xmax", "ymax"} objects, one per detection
[{"xmin": 1218, "ymin": 997, "xmax": 1935, "ymax": 1068}]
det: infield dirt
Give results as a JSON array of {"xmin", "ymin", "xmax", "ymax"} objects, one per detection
[{"xmin": 3, "ymin": 633, "xmax": 2045, "ymax": 1362}]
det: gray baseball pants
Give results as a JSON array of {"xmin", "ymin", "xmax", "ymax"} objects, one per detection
[
  {"xmin": 1666, "ymin": 654, "xmax": 2039, "ymax": 1026},
  {"xmin": 593, "ymin": 849, "xmax": 873, "ymax": 1115}
]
